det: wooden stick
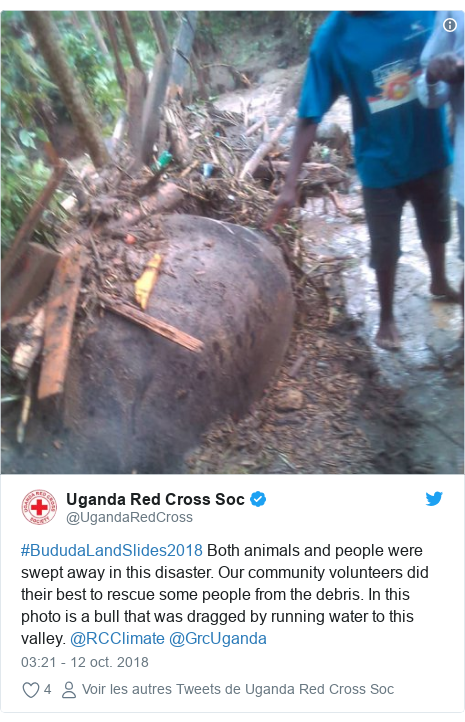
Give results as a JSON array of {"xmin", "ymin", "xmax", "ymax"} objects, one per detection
[
  {"xmin": 245, "ymin": 117, "xmax": 265, "ymax": 137},
  {"xmin": 38, "ymin": 246, "xmax": 83, "ymax": 400},
  {"xmin": 1, "ymin": 160, "xmax": 67, "ymax": 284},
  {"xmin": 99, "ymin": 295, "xmax": 204, "ymax": 353},
  {"xmin": 17, "ymin": 376, "xmax": 33, "ymax": 444},
  {"xmin": 239, "ymin": 110, "xmax": 296, "ymax": 180}
]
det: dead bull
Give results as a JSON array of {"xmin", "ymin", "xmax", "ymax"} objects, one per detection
[{"xmin": 26, "ymin": 215, "xmax": 295, "ymax": 474}]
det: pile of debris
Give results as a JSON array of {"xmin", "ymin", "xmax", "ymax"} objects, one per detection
[{"xmin": 1, "ymin": 86, "xmax": 352, "ymax": 456}]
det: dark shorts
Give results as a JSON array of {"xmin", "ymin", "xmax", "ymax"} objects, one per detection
[{"xmin": 362, "ymin": 169, "xmax": 451, "ymax": 270}]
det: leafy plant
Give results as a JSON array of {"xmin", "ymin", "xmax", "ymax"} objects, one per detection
[{"xmin": 1, "ymin": 13, "xmax": 66, "ymax": 253}]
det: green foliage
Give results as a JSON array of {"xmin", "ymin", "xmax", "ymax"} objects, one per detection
[
  {"xmin": 289, "ymin": 11, "xmax": 314, "ymax": 43},
  {"xmin": 1, "ymin": 13, "xmax": 65, "ymax": 253}
]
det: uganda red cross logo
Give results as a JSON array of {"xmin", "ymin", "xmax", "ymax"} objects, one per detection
[{"xmin": 22, "ymin": 490, "xmax": 57, "ymax": 525}]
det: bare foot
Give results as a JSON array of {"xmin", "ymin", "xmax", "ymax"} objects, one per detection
[
  {"xmin": 430, "ymin": 281, "xmax": 461, "ymax": 303},
  {"xmin": 375, "ymin": 319, "xmax": 401, "ymax": 351}
]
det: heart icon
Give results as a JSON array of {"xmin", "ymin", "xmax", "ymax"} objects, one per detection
[{"xmin": 23, "ymin": 682, "xmax": 39, "ymax": 698}]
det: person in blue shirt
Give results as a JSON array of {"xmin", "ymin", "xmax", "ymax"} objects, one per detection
[{"xmin": 267, "ymin": 11, "xmax": 460, "ymax": 350}]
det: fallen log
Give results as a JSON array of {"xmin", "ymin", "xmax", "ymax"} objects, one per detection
[
  {"xmin": 99, "ymin": 295, "xmax": 204, "ymax": 353},
  {"xmin": 239, "ymin": 110, "xmax": 296, "ymax": 180},
  {"xmin": 11, "ymin": 308, "xmax": 46, "ymax": 381},
  {"xmin": 38, "ymin": 246, "xmax": 83, "ymax": 400},
  {"xmin": 1, "ymin": 160, "xmax": 67, "ymax": 284}
]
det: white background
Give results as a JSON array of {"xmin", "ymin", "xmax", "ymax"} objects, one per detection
[{"xmin": 1, "ymin": 475, "xmax": 463, "ymax": 719}]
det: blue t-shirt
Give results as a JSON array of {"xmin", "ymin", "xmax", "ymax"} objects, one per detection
[{"xmin": 299, "ymin": 11, "xmax": 452, "ymax": 188}]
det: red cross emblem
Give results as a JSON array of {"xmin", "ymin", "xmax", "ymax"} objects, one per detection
[{"xmin": 22, "ymin": 490, "xmax": 57, "ymax": 525}]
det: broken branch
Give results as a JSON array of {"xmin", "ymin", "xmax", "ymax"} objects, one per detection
[{"xmin": 239, "ymin": 110, "xmax": 296, "ymax": 180}]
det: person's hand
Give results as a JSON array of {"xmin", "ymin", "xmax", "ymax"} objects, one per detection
[
  {"xmin": 427, "ymin": 53, "xmax": 464, "ymax": 84},
  {"xmin": 264, "ymin": 186, "xmax": 298, "ymax": 230}
]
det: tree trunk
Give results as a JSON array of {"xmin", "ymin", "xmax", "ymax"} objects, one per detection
[
  {"xmin": 149, "ymin": 11, "xmax": 171, "ymax": 58},
  {"xmin": 99, "ymin": 11, "xmax": 127, "ymax": 92},
  {"xmin": 116, "ymin": 12, "xmax": 144, "ymax": 75},
  {"xmin": 140, "ymin": 53, "xmax": 171, "ymax": 165},
  {"xmin": 127, "ymin": 68, "xmax": 146, "ymax": 167},
  {"xmin": 24, "ymin": 13, "xmax": 109, "ymax": 169},
  {"xmin": 168, "ymin": 11, "xmax": 198, "ymax": 101},
  {"xmin": 191, "ymin": 52, "xmax": 209, "ymax": 100},
  {"xmin": 86, "ymin": 11, "xmax": 112, "ymax": 65}
]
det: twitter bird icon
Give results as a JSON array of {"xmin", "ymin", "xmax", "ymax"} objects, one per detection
[{"xmin": 426, "ymin": 492, "xmax": 442, "ymax": 506}]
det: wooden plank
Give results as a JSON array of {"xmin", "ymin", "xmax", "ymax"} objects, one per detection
[
  {"xmin": 1, "ymin": 160, "xmax": 66, "ymax": 284},
  {"xmin": 38, "ymin": 246, "xmax": 83, "ymax": 400},
  {"xmin": 99, "ymin": 294, "xmax": 204, "ymax": 353}
]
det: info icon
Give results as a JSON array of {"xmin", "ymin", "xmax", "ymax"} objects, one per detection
[
  {"xmin": 22, "ymin": 490, "xmax": 57, "ymax": 525},
  {"xmin": 443, "ymin": 17, "xmax": 457, "ymax": 32}
]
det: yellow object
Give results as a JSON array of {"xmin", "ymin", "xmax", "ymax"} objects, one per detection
[{"xmin": 134, "ymin": 253, "xmax": 163, "ymax": 310}]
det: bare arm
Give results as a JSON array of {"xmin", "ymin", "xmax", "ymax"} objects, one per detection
[{"xmin": 265, "ymin": 118, "xmax": 318, "ymax": 229}]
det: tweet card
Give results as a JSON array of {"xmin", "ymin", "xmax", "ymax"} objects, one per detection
[
  {"xmin": 1, "ymin": 5, "xmax": 464, "ymax": 722},
  {"xmin": 1, "ymin": 477, "xmax": 463, "ymax": 714}
]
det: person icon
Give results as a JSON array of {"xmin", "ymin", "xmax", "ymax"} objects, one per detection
[{"xmin": 62, "ymin": 681, "xmax": 76, "ymax": 699}]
